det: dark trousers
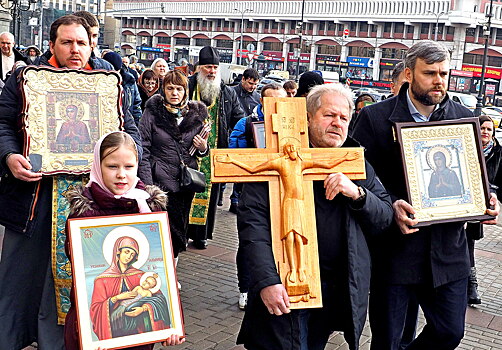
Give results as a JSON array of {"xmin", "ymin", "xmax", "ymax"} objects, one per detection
[
  {"xmin": 231, "ymin": 183, "xmax": 243, "ymax": 204},
  {"xmin": 370, "ymin": 278, "xmax": 468, "ymax": 350},
  {"xmin": 236, "ymin": 242, "xmax": 250, "ymax": 293}
]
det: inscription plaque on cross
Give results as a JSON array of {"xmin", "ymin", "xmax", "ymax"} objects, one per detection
[{"xmin": 211, "ymin": 97, "xmax": 366, "ymax": 308}]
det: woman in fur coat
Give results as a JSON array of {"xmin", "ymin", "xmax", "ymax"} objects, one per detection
[{"xmin": 139, "ymin": 70, "xmax": 209, "ymax": 257}]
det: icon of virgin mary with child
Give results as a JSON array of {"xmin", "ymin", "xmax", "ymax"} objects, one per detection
[{"xmin": 90, "ymin": 235, "xmax": 171, "ymax": 340}]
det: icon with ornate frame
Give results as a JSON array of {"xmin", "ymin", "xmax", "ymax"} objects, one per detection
[
  {"xmin": 395, "ymin": 117, "xmax": 494, "ymax": 227},
  {"xmin": 20, "ymin": 66, "xmax": 124, "ymax": 175}
]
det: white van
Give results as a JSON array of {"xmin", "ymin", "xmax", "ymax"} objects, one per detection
[{"xmin": 448, "ymin": 91, "xmax": 477, "ymax": 110}]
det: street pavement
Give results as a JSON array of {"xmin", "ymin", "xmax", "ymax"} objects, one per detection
[{"xmin": 13, "ymin": 185, "xmax": 502, "ymax": 349}]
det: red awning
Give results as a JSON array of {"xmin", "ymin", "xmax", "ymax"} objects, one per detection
[
  {"xmin": 379, "ymin": 42, "xmax": 409, "ymax": 49},
  {"xmin": 173, "ymin": 33, "xmax": 189, "ymax": 38},
  {"xmin": 122, "ymin": 30, "xmax": 134, "ymax": 36},
  {"xmin": 137, "ymin": 31, "xmax": 151, "ymax": 37},
  {"xmin": 286, "ymin": 37, "xmax": 299, "ymax": 44},
  {"xmin": 121, "ymin": 44, "xmax": 134, "ymax": 49},
  {"xmin": 346, "ymin": 40, "xmax": 373, "ymax": 48},
  {"xmin": 467, "ymin": 48, "xmax": 502, "ymax": 57},
  {"xmin": 154, "ymin": 32, "xmax": 169, "ymax": 37},
  {"xmin": 213, "ymin": 34, "xmax": 232, "ymax": 40},
  {"xmin": 193, "ymin": 33, "xmax": 209, "ymax": 39},
  {"xmin": 260, "ymin": 36, "xmax": 281, "ymax": 43},
  {"xmin": 316, "ymin": 39, "xmax": 339, "ymax": 46},
  {"xmin": 235, "ymin": 35, "xmax": 255, "ymax": 42}
]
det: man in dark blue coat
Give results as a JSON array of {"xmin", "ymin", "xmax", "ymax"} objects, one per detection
[
  {"xmin": 0, "ymin": 15, "xmax": 141, "ymax": 350},
  {"xmin": 352, "ymin": 40, "xmax": 499, "ymax": 350},
  {"xmin": 236, "ymin": 83, "xmax": 394, "ymax": 350}
]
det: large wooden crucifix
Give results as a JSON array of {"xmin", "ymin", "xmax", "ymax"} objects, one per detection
[{"xmin": 211, "ymin": 97, "xmax": 366, "ymax": 308}]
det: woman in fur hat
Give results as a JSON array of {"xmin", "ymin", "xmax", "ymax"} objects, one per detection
[{"xmin": 138, "ymin": 70, "xmax": 209, "ymax": 258}]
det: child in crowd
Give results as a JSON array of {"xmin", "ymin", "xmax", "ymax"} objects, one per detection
[{"xmin": 63, "ymin": 131, "xmax": 184, "ymax": 349}]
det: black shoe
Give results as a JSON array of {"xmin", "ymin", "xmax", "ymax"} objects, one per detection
[
  {"xmin": 217, "ymin": 198, "xmax": 223, "ymax": 206},
  {"xmin": 468, "ymin": 267, "xmax": 482, "ymax": 305},
  {"xmin": 193, "ymin": 239, "xmax": 208, "ymax": 250},
  {"xmin": 229, "ymin": 202, "xmax": 238, "ymax": 214}
]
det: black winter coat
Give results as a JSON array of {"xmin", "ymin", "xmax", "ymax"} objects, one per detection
[
  {"xmin": 352, "ymin": 83, "xmax": 475, "ymax": 287},
  {"xmin": 0, "ymin": 47, "xmax": 27, "ymax": 81},
  {"xmin": 138, "ymin": 95, "xmax": 209, "ymax": 192},
  {"xmin": 188, "ymin": 73, "xmax": 245, "ymax": 148},
  {"xmin": 0, "ymin": 57, "xmax": 143, "ymax": 236},
  {"xmin": 236, "ymin": 139, "xmax": 393, "ymax": 350}
]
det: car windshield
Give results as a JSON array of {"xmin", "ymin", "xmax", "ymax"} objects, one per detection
[{"xmin": 459, "ymin": 95, "xmax": 477, "ymax": 109}]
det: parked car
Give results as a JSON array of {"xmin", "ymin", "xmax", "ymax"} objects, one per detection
[
  {"xmin": 448, "ymin": 91, "xmax": 477, "ymax": 110},
  {"xmin": 481, "ymin": 107, "xmax": 502, "ymax": 128},
  {"xmin": 256, "ymin": 78, "xmax": 278, "ymax": 93}
]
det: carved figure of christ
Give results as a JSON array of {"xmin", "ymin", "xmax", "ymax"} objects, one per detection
[{"xmin": 211, "ymin": 98, "xmax": 366, "ymax": 308}]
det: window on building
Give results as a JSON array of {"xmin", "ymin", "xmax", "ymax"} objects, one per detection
[
  {"xmin": 370, "ymin": 24, "xmax": 377, "ymax": 33},
  {"xmin": 381, "ymin": 48, "xmax": 406, "ymax": 59},
  {"xmin": 406, "ymin": 25, "xmax": 414, "ymax": 35},
  {"xmin": 447, "ymin": 26, "xmax": 455, "ymax": 35},
  {"xmin": 195, "ymin": 38, "xmax": 211, "ymax": 46},
  {"xmin": 319, "ymin": 22, "xmax": 325, "ymax": 31},
  {"xmin": 420, "ymin": 23, "xmax": 429, "ymax": 34},
  {"xmin": 317, "ymin": 44, "xmax": 340, "ymax": 55},
  {"xmin": 360, "ymin": 22, "xmax": 368, "ymax": 33},
  {"xmin": 272, "ymin": 21, "xmax": 278, "ymax": 29},
  {"xmin": 263, "ymin": 41, "xmax": 282, "ymax": 51},
  {"xmin": 216, "ymin": 39, "xmax": 233, "ymax": 48},
  {"xmin": 394, "ymin": 22, "xmax": 404, "ymax": 34},
  {"xmin": 348, "ymin": 46, "xmax": 374, "ymax": 57},
  {"xmin": 466, "ymin": 27, "xmax": 475, "ymax": 37},
  {"xmin": 384, "ymin": 22, "xmax": 392, "ymax": 33},
  {"xmin": 327, "ymin": 22, "xmax": 335, "ymax": 31},
  {"xmin": 175, "ymin": 37, "xmax": 190, "ymax": 45},
  {"xmin": 349, "ymin": 21, "xmax": 357, "ymax": 31},
  {"xmin": 246, "ymin": 20, "xmax": 253, "ymax": 29},
  {"xmin": 157, "ymin": 36, "xmax": 170, "ymax": 44}
]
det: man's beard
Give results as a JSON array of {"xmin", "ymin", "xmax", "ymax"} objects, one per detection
[
  {"xmin": 197, "ymin": 72, "xmax": 221, "ymax": 105},
  {"xmin": 410, "ymin": 79, "xmax": 446, "ymax": 106}
]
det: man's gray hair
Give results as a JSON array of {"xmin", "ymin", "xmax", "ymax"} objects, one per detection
[
  {"xmin": 391, "ymin": 62, "xmax": 405, "ymax": 84},
  {"xmin": 0, "ymin": 32, "xmax": 14, "ymax": 42},
  {"xmin": 404, "ymin": 40, "xmax": 450, "ymax": 70},
  {"xmin": 307, "ymin": 83, "xmax": 354, "ymax": 117}
]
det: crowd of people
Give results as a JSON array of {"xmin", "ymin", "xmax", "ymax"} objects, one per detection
[{"xmin": 0, "ymin": 9, "xmax": 500, "ymax": 350}]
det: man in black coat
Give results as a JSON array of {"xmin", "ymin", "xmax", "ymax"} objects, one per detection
[
  {"xmin": 352, "ymin": 40, "xmax": 499, "ymax": 350},
  {"xmin": 187, "ymin": 46, "xmax": 245, "ymax": 249},
  {"xmin": 0, "ymin": 15, "xmax": 141, "ymax": 350},
  {"xmin": 236, "ymin": 83, "xmax": 394, "ymax": 350}
]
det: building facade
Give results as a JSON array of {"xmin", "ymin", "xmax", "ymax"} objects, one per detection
[{"xmin": 114, "ymin": 0, "xmax": 502, "ymax": 93}]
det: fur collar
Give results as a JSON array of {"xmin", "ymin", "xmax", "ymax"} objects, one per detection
[
  {"xmin": 65, "ymin": 184, "xmax": 167, "ymax": 217},
  {"xmin": 145, "ymin": 95, "xmax": 207, "ymax": 141}
]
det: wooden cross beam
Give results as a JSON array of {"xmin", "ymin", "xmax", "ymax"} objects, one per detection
[{"xmin": 211, "ymin": 97, "xmax": 366, "ymax": 308}]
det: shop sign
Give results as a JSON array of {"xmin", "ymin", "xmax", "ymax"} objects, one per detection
[
  {"xmin": 136, "ymin": 46, "xmax": 162, "ymax": 52},
  {"xmin": 379, "ymin": 58, "xmax": 400, "ymax": 68},
  {"xmin": 462, "ymin": 64, "xmax": 502, "ymax": 79},
  {"xmin": 287, "ymin": 52, "xmax": 310, "ymax": 63},
  {"xmin": 262, "ymin": 51, "xmax": 285, "ymax": 62},
  {"xmin": 450, "ymin": 69, "xmax": 473, "ymax": 77},
  {"xmin": 347, "ymin": 56, "xmax": 374, "ymax": 68}
]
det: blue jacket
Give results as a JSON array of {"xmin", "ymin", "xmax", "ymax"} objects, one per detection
[
  {"xmin": 120, "ymin": 67, "xmax": 143, "ymax": 125},
  {"xmin": 0, "ymin": 56, "xmax": 142, "ymax": 235},
  {"xmin": 229, "ymin": 104, "xmax": 264, "ymax": 148}
]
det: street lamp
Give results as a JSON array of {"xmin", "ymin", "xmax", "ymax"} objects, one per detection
[
  {"xmin": 234, "ymin": 8, "xmax": 253, "ymax": 65},
  {"xmin": 475, "ymin": 0, "xmax": 494, "ymax": 117},
  {"xmin": 1, "ymin": 0, "xmax": 34, "ymax": 45},
  {"xmin": 295, "ymin": 0, "xmax": 306, "ymax": 81},
  {"xmin": 426, "ymin": 10, "xmax": 446, "ymax": 41}
]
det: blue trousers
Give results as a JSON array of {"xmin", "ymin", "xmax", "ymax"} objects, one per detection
[{"xmin": 370, "ymin": 278, "xmax": 468, "ymax": 350}]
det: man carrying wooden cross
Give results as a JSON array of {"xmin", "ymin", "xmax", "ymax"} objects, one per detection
[{"xmin": 235, "ymin": 84, "xmax": 394, "ymax": 350}]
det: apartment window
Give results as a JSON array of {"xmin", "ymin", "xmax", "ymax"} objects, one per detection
[
  {"xmin": 175, "ymin": 37, "xmax": 190, "ymax": 45},
  {"xmin": 359, "ymin": 22, "xmax": 368, "ymax": 33},
  {"xmin": 216, "ymin": 39, "xmax": 233, "ymax": 48},
  {"xmin": 348, "ymin": 46, "xmax": 374, "ymax": 57},
  {"xmin": 466, "ymin": 28, "xmax": 475, "ymax": 37},
  {"xmin": 394, "ymin": 22, "xmax": 404, "ymax": 33},
  {"xmin": 349, "ymin": 21, "xmax": 357, "ymax": 31},
  {"xmin": 319, "ymin": 22, "xmax": 325, "ymax": 31},
  {"xmin": 272, "ymin": 21, "xmax": 278, "ymax": 29},
  {"xmin": 196, "ymin": 38, "xmax": 211, "ymax": 46},
  {"xmin": 327, "ymin": 22, "xmax": 335, "ymax": 31},
  {"xmin": 263, "ymin": 42, "xmax": 282, "ymax": 51},
  {"xmin": 157, "ymin": 36, "xmax": 170, "ymax": 44},
  {"xmin": 421, "ymin": 23, "xmax": 429, "ymax": 34},
  {"xmin": 384, "ymin": 22, "xmax": 392, "ymax": 33}
]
